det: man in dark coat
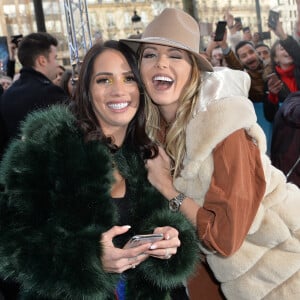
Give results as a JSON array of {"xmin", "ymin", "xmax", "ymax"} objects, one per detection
[
  {"xmin": 0, "ymin": 32, "xmax": 68, "ymax": 160},
  {"xmin": 0, "ymin": 32, "xmax": 68, "ymax": 299}
]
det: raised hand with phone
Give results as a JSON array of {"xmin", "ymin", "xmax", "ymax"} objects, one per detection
[
  {"xmin": 214, "ymin": 21, "xmax": 227, "ymax": 41},
  {"xmin": 267, "ymin": 10, "xmax": 287, "ymax": 40},
  {"xmin": 263, "ymin": 10, "xmax": 300, "ymax": 122}
]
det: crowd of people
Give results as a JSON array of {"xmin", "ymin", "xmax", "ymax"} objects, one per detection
[
  {"xmin": 0, "ymin": 4, "xmax": 299, "ymax": 300},
  {"xmin": 204, "ymin": 9, "xmax": 300, "ymax": 187}
]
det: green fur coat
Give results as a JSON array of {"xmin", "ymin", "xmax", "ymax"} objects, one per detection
[{"xmin": 0, "ymin": 105, "xmax": 198, "ymax": 300}]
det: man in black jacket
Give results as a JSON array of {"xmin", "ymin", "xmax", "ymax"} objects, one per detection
[
  {"xmin": 0, "ymin": 32, "xmax": 68, "ymax": 300},
  {"xmin": 0, "ymin": 32, "xmax": 68, "ymax": 160}
]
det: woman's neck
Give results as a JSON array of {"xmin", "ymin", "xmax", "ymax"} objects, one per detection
[
  {"xmin": 103, "ymin": 126, "xmax": 127, "ymax": 147},
  {"xmin": 159, "ymin": 103, "xmax": 177, "ymax": 124}
]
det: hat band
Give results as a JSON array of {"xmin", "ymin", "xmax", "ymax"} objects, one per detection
[{"xmin": 141, "ymin": 37, "xmax": 195, "ymax": 53}]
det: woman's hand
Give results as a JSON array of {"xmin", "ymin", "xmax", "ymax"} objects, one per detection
[
  {"xmin": 101, "ymin": 225, "xmax": 150, "ymax": 273},
  {"xmin": 267, "ymin": 74, "xmax": 283, "ymax": 94},
  {"xmin": 146, "ymin": 146, "xmax": 178, "ymax": 200},
  {"xmin": 145, "ymin": 226, "xmax": 181, "ymax": 260}
]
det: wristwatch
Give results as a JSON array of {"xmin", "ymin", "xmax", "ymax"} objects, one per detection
[{"xmin": 169, "ymin": 193, "xmax": 186, "ymax": 212}]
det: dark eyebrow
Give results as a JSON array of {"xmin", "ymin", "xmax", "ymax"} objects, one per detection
[
  {"xmin": 94, "ymin": 70, "xmax": 134, "ymax": 77},
  {"xmin": 94, "ymin": 72, "xmax": 111, "ymax": 77}
]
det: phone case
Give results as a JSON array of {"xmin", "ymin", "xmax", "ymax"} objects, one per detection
[
  {"xmin": 125, "ymin": 234, "xmax": 163, "ymax": 248},
  {"xmin": 268, "ymin": 10, "xmax": 279, "ymax": 30},
  {"xmin": 214, "ymin": 21, "xmax": 227, "ymax": 41}
]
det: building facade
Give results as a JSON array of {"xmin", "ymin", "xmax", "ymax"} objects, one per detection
[{"xmin": 0, "ymin": 0, "xmax": 297, "ymax": 69}]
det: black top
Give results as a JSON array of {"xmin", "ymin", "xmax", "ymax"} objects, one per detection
[{"xmin": 112, "ymin": 180, "xmax": 132, "ymax": 248}]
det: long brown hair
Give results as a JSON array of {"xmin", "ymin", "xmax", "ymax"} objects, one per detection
[{"xmin": 71, "ymin": 40, "xmax": 158, "ymax": 159}]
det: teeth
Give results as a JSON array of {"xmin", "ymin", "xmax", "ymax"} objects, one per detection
[
  {"xmin": 108, "ymin": 102, "xmax": 129, "ymax": 110},
  {"xmin": 154, "ymin": 76, "xmax": 173, "ymax": 82}
]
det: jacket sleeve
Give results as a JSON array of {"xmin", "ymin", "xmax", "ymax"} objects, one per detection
[
  {"xmin": 196, "ymin": 129, "xmax": 266, "ymax": 256},
  {"xmin": 0, "ymin": 106, "xmax": 119, "ymax": 299},
  {"xmin": 224, "ymin": 49, "xmax": 244, "ymax": 70},
  {"xmin": 135, "ymin": 186, "xmax": 199, "ymax": 290}
]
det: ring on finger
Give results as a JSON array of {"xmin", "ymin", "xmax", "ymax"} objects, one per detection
[{"xmin": 131, "ymin": 264, "xmax": 136, "ymax": 269}]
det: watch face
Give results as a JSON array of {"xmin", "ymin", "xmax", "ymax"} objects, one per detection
[
  {"xmin": 169, "ymin": 193, "xmax": 186, "ymax": 212},
  {"xmin": 169, "ymin": 199, "xmax": 179, "ymax": 212}
]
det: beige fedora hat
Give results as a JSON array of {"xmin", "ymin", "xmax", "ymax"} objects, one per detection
[{"xmin": 120, "ymin": 8, "xmax": 213, "ymax": 72}]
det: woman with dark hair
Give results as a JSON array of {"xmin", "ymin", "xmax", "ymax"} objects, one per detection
[
  {"xmin": 59, "ymin": 68, "xmax": 74, "ymax": 98},
  {"xmin": 264, "ymin": 20, "xmax": 300, "ymax": 120},
  {"xmin": 0, "ymin": 40, "xmax": 198, "ymax": 299}
]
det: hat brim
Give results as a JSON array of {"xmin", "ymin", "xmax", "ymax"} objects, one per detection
[{"xmin": 120, "ymin": 37, "xmax": 214, "ymax": 72}]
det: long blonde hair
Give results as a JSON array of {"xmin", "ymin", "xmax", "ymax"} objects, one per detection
[{"xmin": 144, "ymin": 54, "xmax": 201, "ymax": 177}]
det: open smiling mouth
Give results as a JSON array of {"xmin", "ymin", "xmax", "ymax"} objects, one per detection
[
  {"xmin": 107, "ymin": 102, "xmax": 129, "ymax": 110},
  {"xmin": 153, "ymin": 76, "xmax": 174, "ymax": 89}
]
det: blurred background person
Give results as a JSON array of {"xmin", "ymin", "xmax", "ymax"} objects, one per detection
[
  {"xmin": 0, "ymin": 32, "xmax": 68, "ymax": 160},
  {"xmin": 211, "ymin": 46, "xmax": 227, "ymax": 67},
  {"xmin": 59, "ymin": 69, "xmax": 75, "ymax": 99},
  {"xmin": 52, "ymin": 64, "xmax": 65, "ymax": 86},
  {"xmin": 255, "ymin": 43, "xmax": 271, "ymax": 64},
  {"xmin": 263, "ymin": 19, "xmax": 300, "ymax": 122},
  {"xmin": 0, "ymin": 75, "xmax": 12, "ymax": 91}
]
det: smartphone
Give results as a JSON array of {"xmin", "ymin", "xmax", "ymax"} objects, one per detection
[
  {"xmin": 124, "ymin": 233, "xmax": 164, "ymax": 249},
  {"xmin": 259, "ymin": 31, "xmax": 271, "ymax": 40},
  {"xmin": 214, "ymin": 21, "xmax": 227, "ymax": 42},
  {"xmin": 266, "ymin": 72, "xmax": 278, "ymax": 83},
  {"xmin": 268, "ymin": 10, "xmax": 279, "ymax": 30},
  {"xmin": 234, "ymin": 17, "xmax": 242, "ymax": 25}
]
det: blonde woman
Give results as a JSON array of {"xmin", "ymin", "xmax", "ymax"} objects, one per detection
[{"xmin": 121, "ymin": 8, "xmax": 300, "ymax": 300}]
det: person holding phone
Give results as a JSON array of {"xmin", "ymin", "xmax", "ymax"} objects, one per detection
[
  {"xmin": 121, "ymin": 7, "xmax": 300, "ymax": 300},
  {"xmin": 215, "ymin": 24, "xmax": 273, "ymax": 153},
  {"xmin": 264, "ymin": 16, "xmax": 300, "ymax": 120},
  {"xmin": 0, "ymin": 41, "xmax": 198, "ymax": 299},
  {"xmin": 214, "ymin": 21, "xmax": 227, "ymax": 42}
]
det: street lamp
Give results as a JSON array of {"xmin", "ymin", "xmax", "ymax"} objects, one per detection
[
  {"xmin": 33, "ymin": 0, "xmax": 46, "ymax": 32},
  {"xmin": 255, "ymin": 0, "xmax": 263, "ymax": 33},
  {"xmin": 131, "ymin": 10, "xmax": 142, "ymax": 34}
]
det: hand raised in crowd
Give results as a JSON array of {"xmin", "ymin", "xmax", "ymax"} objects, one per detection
[
  {"xmin": 215, "ymin": 28, "xmax": 228, "ymax": 48},
  {"xmin": 269, "ymin": 20, "xmax": 288, "ymax": 40},
  {"xmin": 267, "ymin": 73, "xmax": 283, "ymax": 94},
  {"xmin": 224, "ymin": 11, "xmax": 242, "ymax": 33}
]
